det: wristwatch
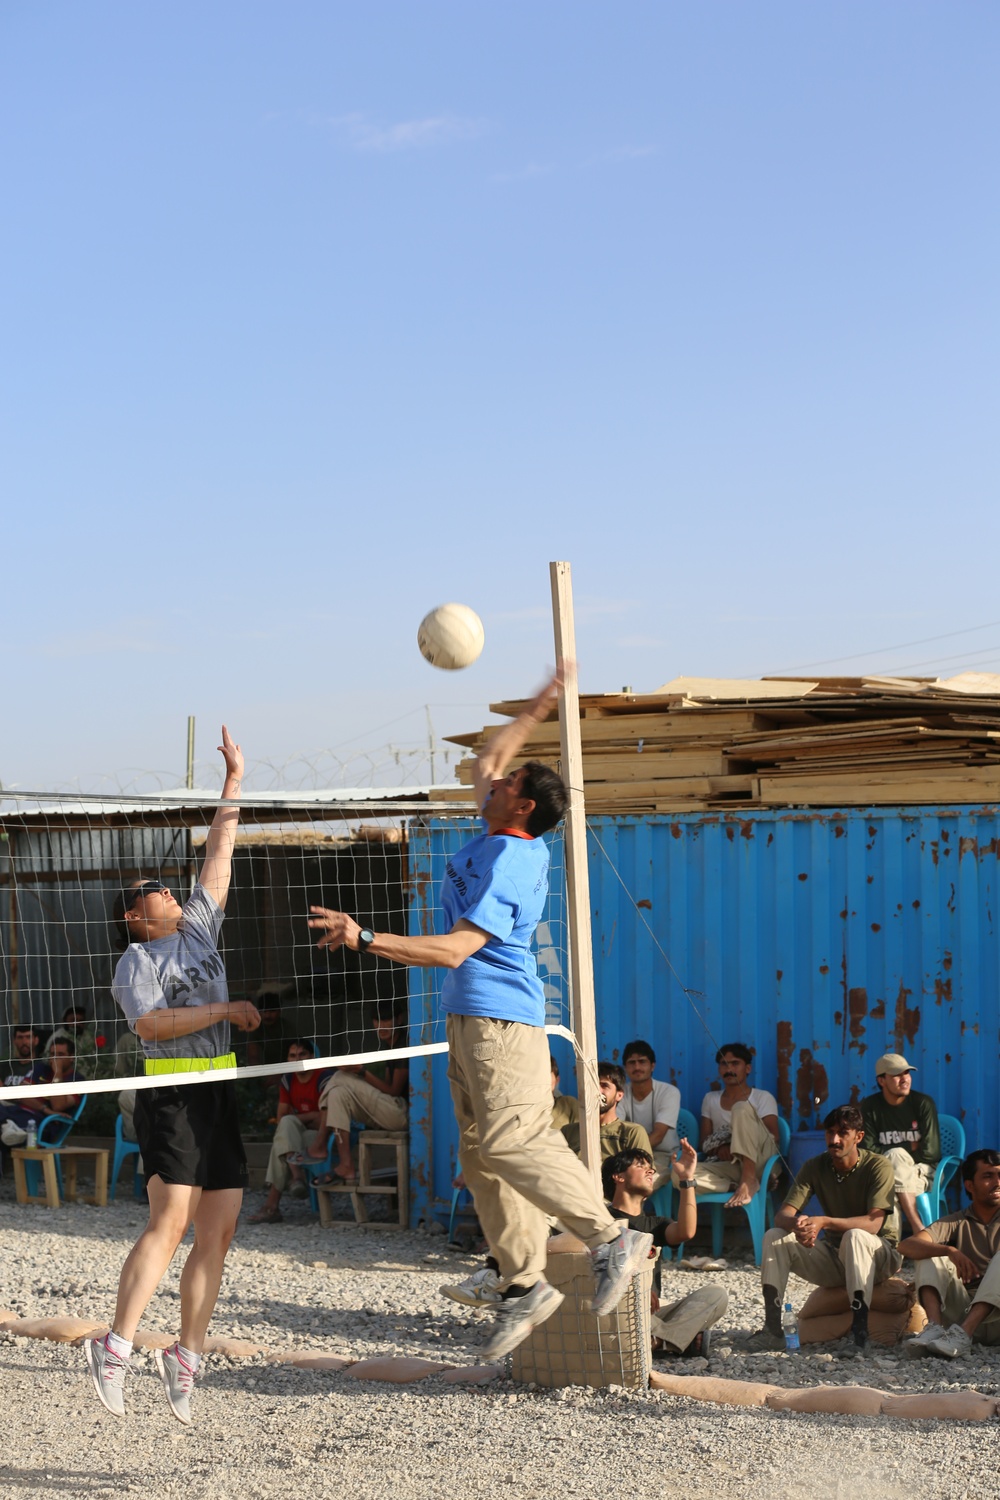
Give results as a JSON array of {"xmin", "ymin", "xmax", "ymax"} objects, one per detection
[{"xmin": 356, "ymin": 927, "xmax": 376, "ymax": 954}]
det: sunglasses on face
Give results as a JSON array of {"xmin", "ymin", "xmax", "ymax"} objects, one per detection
[{"xmin": 124, "ymin": 881, "xmax": 168, "ymax": 908}]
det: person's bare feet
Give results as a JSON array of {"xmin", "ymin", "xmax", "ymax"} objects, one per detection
[{"xmin": 726, "ymin": 1175, "xmax": 759, "ymax": 1208}]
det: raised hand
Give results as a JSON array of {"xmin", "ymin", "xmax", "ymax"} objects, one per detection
[{"xmin": 218, "ymin": 724, "xmax": 244, "ymax": 784}]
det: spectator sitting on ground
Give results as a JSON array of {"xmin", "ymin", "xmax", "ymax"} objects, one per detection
[
  {"xmin": 549, "ymin": 1054, "xmax": 579, "ymax": 1130},
  {"xmin": 0, "ymin": 1038, "xmax": 83, "ymax": 1145},
  {"xmin": 2, "ymin": 1023, "xmax": 47, "ymax": 1086},
  {"xmin": 306, "ymin": 1007, "xmax": 408, "ymax": 1184},
  {"xmin": 617, "ymin": 1039, "xmax": 680, "ymax": 1184},
  {"xmin": 861, "ymin": 1052, "xmax": 940, "ymax": 1238},
  {"xmin": 898, "ymin": 1148, "xmax": 1000, "ymax": 1360},
  {"xmin": 47, "ymin": 1006, "xmax": 100, "ymax": 1079},
  {"xmin": 747, "ymin": 1103, "xmax": 901, "ymax": 1352},
  {"xmin": 680, "ymin": 1042, "xmax": 780, "ymax": 1210},
  {"xmin": 561, "ymin": 1062, "xmax": 652, "ymax": 1162},
  {"xmin": 603, "ymin": 1144, "xmax": 728, "ymax": 1358}
]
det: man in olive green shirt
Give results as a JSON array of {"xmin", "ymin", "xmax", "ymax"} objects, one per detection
[
  {"xmin": 561, "ymin": 1062, "xmax": 652, "ymax": 1164},
  {"xmin": 861, "ymin": 1051, "xmax": 940, "ymax": 1237},
  {"xmin": 747, "ymin": 1104, "xmax": 900, "ymax": 1351},
  {"xmin": 549, "ymin": 1054, "xmax": 579, "ymax": 1131},
  {"xmin": 899, "ymin": 1148, "xmax": 1000, "ymax": 1359}
]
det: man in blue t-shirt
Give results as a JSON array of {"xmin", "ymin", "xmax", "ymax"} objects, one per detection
[{"xmin": 309, "ymin": 666, "xmax": 652, "ymax": 1358}]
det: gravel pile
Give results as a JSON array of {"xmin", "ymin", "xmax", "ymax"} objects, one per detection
[{"xmin": 0, "ymin": 1185, "xmax": 996, "ymax": 1499}]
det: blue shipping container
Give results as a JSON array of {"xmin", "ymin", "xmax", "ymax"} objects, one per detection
[{"xmin": 408, "ymin": 807, "xmax": 1000, "ymax": 1226}]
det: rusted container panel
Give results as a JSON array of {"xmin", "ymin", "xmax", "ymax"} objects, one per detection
[{"xmin": 410, "ymin": 808, "xmax": 1000, "ymax": 1227}]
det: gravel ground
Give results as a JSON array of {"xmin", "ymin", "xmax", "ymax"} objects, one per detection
[{"xmin": 0, "ymin": 1184, "xmax": 997, "ymax": 1500}]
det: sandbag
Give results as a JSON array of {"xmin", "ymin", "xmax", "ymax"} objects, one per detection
[
  {"xmin": 546, "ymin": 1232, "xmax": 589, "ymax": 1256},
  {"xmin": 345, "ymin": 1357, "xmax": 456, "ymax": 1382},
  {"xmin": 799, "ymin": 1277, "xmax": 914, "ymax": 1318},
  {"xmin": 800, "ymin": 1301, "xmax": 926, "ymax": 1346},
  {"xmin": 881, "ymin": 1391, "xmax": 998, "ymax": 1421},
  {"xmin": 767, "ymin": 1384, "xmax": 887, "ymax": 1415},
  {"xmin": 266, "ymin": 1352, "xmax": 354, "ymax": 1371},
  {"xmin": 648, "ymin": 1372, "xmax": 781, "ymax": 1407},
  {"xmin": 6, "ymin": 1317, "xmax": 106, "ymax": 1343}
]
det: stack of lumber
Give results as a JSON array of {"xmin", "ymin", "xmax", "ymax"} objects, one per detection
[{"xmin": 432, "ymin": 672, "xmax": 1000, "ymax": 812}]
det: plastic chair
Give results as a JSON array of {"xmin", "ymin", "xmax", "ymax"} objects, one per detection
[
  {"xmin": 23, "ymin": 1095, "xmax": 88, "ymax": 1199},
  {"xmin": 109, "ymin": 1114, "xmax": 143, "ymax": 1201},
  {"xmin": 916, "ymin": 1114, "xmax": 966, "ymax": 1228},
  {"xmin": 657, "ymin": 1111, "xmax": 791, "ymax": 1267},
  {"xmin": 648, "ymin": 1107, "xmax": 700, "ymax": 1225}
]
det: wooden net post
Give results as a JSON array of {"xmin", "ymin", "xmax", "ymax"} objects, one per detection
[{"xmin": 549, "ymin": 560, "xmax": 601, "ymax": 1188}]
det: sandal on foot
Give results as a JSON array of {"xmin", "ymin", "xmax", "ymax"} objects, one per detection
[
  {"xmin": 313, "ymin": 1171, "xmax": 357, "ymax": 1187},
  {"xmin": 247, "ymin": 1207, "xmax": 283, "ymax": 1224}
]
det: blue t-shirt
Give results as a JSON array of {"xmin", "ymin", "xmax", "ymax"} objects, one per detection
[{"xmin": 440, "ymin": 832, "xmax": 550, "ymax": 1026}]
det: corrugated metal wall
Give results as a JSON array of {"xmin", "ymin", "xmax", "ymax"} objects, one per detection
[{"xmin": 410, "ymin": 807, "xmax": 1000, "ymax": 1226}]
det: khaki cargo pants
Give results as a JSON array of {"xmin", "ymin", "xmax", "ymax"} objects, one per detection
[
  {"xmin": 446, "ymin": 1014, "xmax": 619, "ymax": 1290},
  {"xmin": 761, "ymin": 1226, "xmax": 902, "ymax": 1304},
  {"xmin": 916, "ymin": 1251, "xmax": 1000, "ymax": 1343},
  {"xmin": 675, "ymin": 1101, "xmax": 779, "ymax": 1195}
]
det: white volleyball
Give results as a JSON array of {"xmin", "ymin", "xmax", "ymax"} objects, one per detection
[{"xmin": 417, "ymin": 603, "xmax": 485, "ymax": 671}]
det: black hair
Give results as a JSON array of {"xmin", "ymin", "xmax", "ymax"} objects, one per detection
[
  {"xmin": 962, "ymin": 1148, "xmax": 1000, "ymax": 1192},
  {"xmin": 823, "ymin": 1103, "xmax": 864, "ymax": 1133},
  {"xmin": 519, "ymin": 761, "xmax": 569, "ymax": 837},
  {"xmin": 598, "ymin": 1060, "xmax": 627, "ymax": 1095},
  {"xmin": 602, "ymin": 1147, "xmax": 654, "ymax": 1200},
  {"xmin": 549, "ymin": 1053, "xmax": 559, "ymax": 1077},
  {"xmin": 62, "ymin": 1005, "xmax": 87, "ymax": 1022},
  {"xmin": 286, "ymin": 1038, "xmax": 316, "ymax": 1058},
  {"xmin": 622, "ymin": 1039, "xmax": 655, "ymax": 1066},
  {"xmin": 716, "ymin": 1042, "xmax": 753, "ymax": 1066},
  {"xmin": 49, "ymin": 1036, "xmax": 75, "ymax": 1056},
  {"xmin": 13, "ymin": 1022, "xmax": 41, "ymax": 1037}
]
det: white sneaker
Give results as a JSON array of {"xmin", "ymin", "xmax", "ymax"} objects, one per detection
[
  {"xmin": 923, "ymin": 1322, "xmax": 974, "ymax": 1360},
  {"xmin": 84, "ymin": 1335, "xmax": 129, "ymax": 1417},
  {"xmin": 903, "ymin": 1321, "xmax": 947, "ymax": 1359},
  {"xmin": 591, "ymin": 1227, "xmax": 654, "ymax": 1317},
  {"xmin": 482, "ymin": 1280, "xmax": 565, "ymax": 1359},
  {"xmin": 1, "ymin": 1121, "xmax": 27, "ymax": 1146},
  {"xmin": 155, "ymin": 1343, "xmax": 197, "ymax": 1424},
  {"xmin": 440, "ymin": 1266, "xmax": 503, "ymax": 1307}
]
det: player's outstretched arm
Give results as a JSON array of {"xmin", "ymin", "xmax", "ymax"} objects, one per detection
[
  {"xmin": 471, "ymin": 664, "xmax": 567, "ymax": 810},
  {"xmin": 199, "ymin": 725, "xmax": 243, "ymax": 911},
  {"xmin": 308, "ymin": 909, "xmax": 489, "ymax": 969}
]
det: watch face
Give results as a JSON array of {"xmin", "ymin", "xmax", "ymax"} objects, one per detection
[{"xmin": 358, "ymin": 928, "xmax": 375, "ymax": 950}]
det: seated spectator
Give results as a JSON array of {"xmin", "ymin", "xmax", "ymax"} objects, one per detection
[
  {"xmin": 549, "ymin": 1054, "xmax": 579, "ymax": 1130},
  {"xmin": 307, "ymin": 1007, "xmax": 408, "ymax": 1184},
  {"xmin": 246, "ymin": 985, "xmax": 298, "ymax": 1070},
  {"xmin": 247, "ymin": 1040, "xmax": 324, "ymax": 1224},
  {"xmin": 47, "ymin": 1006, "xmax": 100, "ymax": 1079},
  {"xmin": 604, "ymin": 1144, "xmax": 727, "ymax": 1358},
  {"xmin": 680, "ymin": 1042, "xmax": 780, "ymax": 1209},
  {"xmin": 898, "ymin": 1148, "xmax": 1000, "ymax": 1360},
  {"xmin": 861, "ymin": 1052, "xmax": 940, "ymax": 1238},
  {"xmin": 561, "ymin": 1062, "xmax": 652, "ymax": 1163},
  {"xmin": 617, "ymin": 1039, "xmax": 680, "ymax": 1183},
  {"xmin": 0, "ymin": 1038, "xmax": 83, "ymax": 1145},
  {"xmin": 2, "ymin": 1023, "xmax": 46, "ymax": 1086},
  {"xmin": 747, "ymin": 1103, "xmax": 900, "ymax": 1351}
]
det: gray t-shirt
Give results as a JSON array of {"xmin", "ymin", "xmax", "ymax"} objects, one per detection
[{"xmin": 112, "ymin": 884, "xmax": 231, "ymax": 1063}]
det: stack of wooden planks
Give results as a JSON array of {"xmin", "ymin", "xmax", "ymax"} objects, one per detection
[{"xmin": 432, "ymin": 673, "xmax": 1000, "ymax": 812}]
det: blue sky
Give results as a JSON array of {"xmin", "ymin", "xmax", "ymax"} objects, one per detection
[{"xmin": 2, "ymin": 3, "xmax": 997, "ymax": 791}]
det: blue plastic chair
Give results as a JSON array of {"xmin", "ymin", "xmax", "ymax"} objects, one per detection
[
  {"xmin": 648, "ymin": 1107, "xmax": 700, "ymax": 1228},
  {"xmin": 917, "ymin": 1114, "xmax": 966, "ymax": 1228},
  {"xmin": 653, "ymin": 1109, "xmax": 791, "ymax": 1267},
  {"xmin": 109, "ymin": 1114, "xmax": 143, "ymax": 1201},
  {"xmin": 23, "ymin": 1096, "xmax": 88, "ymax": 1199}
]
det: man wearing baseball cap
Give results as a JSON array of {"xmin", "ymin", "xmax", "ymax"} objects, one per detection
[{"xmin": 861, "ymin": 1053, "xmax": 940, "ymax": 1237}]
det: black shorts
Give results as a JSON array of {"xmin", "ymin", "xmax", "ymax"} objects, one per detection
[{"xmin": 133, "ymin": 1079, "xmax": 249, "ymax": 1191}]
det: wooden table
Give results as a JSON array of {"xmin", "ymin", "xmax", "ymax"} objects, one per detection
[{"xmin": 12, "ymin": 1146, "xmax": 110, "ymax": 1208}]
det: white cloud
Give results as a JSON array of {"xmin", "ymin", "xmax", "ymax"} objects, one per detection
[{"xmin": 326, "ymin": 112, "xmax": 485, "ymax": 153}]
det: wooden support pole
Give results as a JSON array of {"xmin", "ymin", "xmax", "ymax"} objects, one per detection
[{"xmin": 550, "ymin": 561, "xmax": 601, "ymax": 1188}]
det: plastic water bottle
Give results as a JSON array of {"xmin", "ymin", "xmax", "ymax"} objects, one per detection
[
  {"xmin": 25, "ymin": 1119, "xmax": 37, "ymax": 1150},
  {"xmin": 782, "ymin": 1301, "xmax": 800, "ymax": 1352}
]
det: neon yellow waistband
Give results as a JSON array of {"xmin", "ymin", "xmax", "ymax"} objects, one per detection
[{"xmin": 144, "ymin": 1052, "xmax": 237, "ymax": 1076}]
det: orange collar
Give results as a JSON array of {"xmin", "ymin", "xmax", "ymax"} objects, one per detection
[{"xmin": 490, "ymin": 827, "xmax": 533, "ymax": 840}]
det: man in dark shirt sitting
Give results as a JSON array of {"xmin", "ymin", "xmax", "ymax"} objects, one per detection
[
  {"xmin": 0, "ymin": 1037, "xmax": 82, "ymax": 1144},
  {"xmin": 603, "ymin": 1143, "xmax": 728, "ymax": 1358},
  {"xmin": 898, "ymin": 1148, "xmax": 1000, "ymax": 1360},
  {"xmin": 861, "ymin": 1052, "xmax": 940, "ymax": 1237},
  {"xmin": 748, "ymin": 1103, "xmax": 900, "ymax": 1351}
]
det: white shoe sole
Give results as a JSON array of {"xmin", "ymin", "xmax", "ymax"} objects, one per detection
[{"xmin": 439, "ymin": 1284, "xmax": 501, "ymax": 1308}]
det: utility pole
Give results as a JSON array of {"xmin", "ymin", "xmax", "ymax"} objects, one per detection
[
  {"xmin": 426, "ymin": 704, "xmax": 437, "ymax": 785},
  {"xmin": 186, "ymin": 717, "xmax": 195, "ymax": 790}
]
